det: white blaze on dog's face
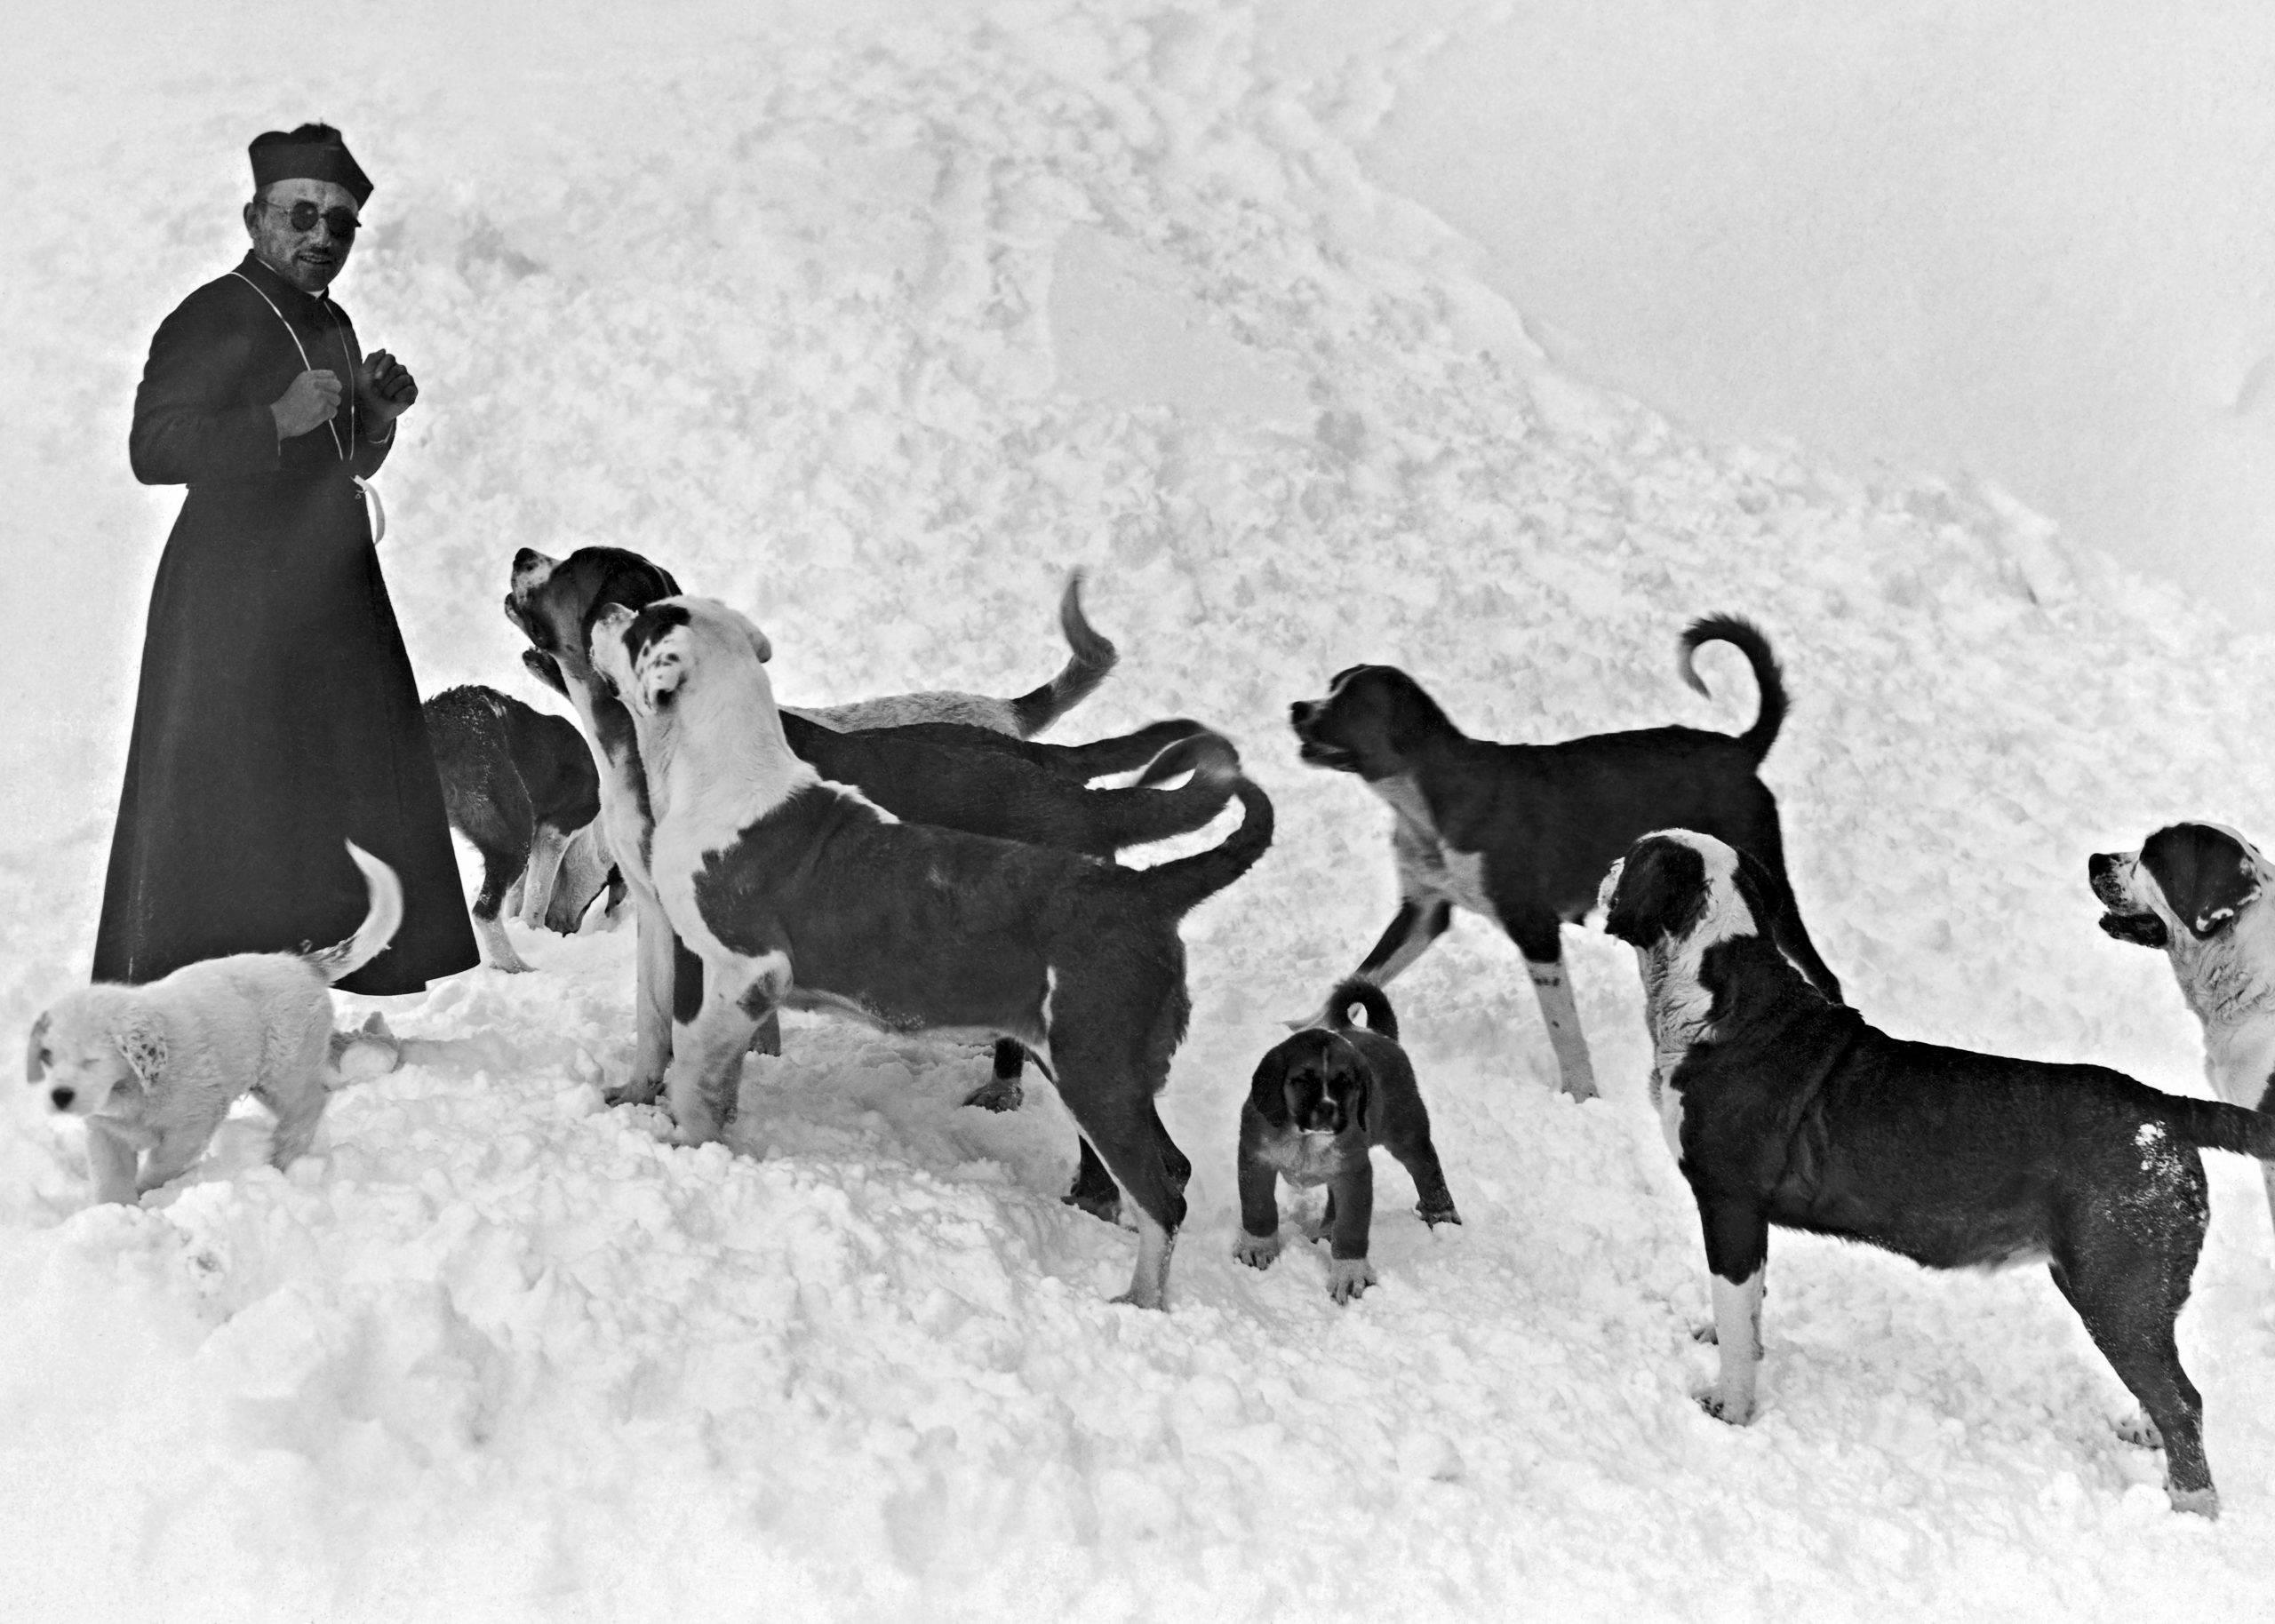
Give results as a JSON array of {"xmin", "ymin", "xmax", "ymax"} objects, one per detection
[{"xmin": 25, "ymin": 992, "xmax": 155, "ymax": 1118}]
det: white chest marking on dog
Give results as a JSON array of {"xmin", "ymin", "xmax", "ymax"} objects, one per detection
[{"xmin": 1374, "ymin": 776, "xmax": 1498, "ymax": 923}]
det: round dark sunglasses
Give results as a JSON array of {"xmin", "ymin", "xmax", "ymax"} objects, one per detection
[{"xmin": 265, "ymin": 200, "xmax": 361, "ymax": 237}]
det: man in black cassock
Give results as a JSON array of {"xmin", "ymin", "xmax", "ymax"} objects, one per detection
[{"xmin": 94, "ymin": 123, "xmax": 477, "ymax": 996}]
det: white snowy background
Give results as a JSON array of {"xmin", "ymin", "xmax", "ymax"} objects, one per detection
[{"xmin": 4, "ymin": 2, "xmax": 2275, "ymax": 1620}]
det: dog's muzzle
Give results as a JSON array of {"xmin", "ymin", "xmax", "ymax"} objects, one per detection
[{"xmin": 2087, "ymin": 851, "xmax": 2135, "ymax": 910}]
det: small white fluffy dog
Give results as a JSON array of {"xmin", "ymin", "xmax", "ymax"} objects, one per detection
[{"xmin": 26, "ymin": 842, "xmax": 403, "ymax": 1204}]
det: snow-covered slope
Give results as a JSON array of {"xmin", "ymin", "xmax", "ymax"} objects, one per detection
[{"xmin": 4, "ymin": 4, "xmax": 2275, "ymax": 1620}]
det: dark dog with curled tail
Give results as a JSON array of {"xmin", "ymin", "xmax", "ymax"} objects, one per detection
[{"xmin": 1234, "ymin": 978, "xmax": 1460, "ymax": 1302}]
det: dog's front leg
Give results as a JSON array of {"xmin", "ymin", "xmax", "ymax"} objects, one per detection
[
  {"xmin": 661, "ymin": 959, "xmax": 776, "ymax": 1145},
  {"xmin": 83, "ymin": 1119, "xmax": 142, "ymax": 1206},
  {"xmin": 1293, "ymin": 898, "xmax": 1451, "ymax": 1028},
  {"xmin": 1697, "ymin": 1200, "xmax": 1768, "ymax": 1423},
  {"xmin": 1232, "ymin": 1134, "xmax": 1282, "ymax": 1270},
  {"xmin": 1324, "ymin": 1158, "xmax": 1378, "ymax": 1304}
]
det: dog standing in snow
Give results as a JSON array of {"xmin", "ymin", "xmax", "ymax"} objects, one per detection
[
  {"xmin": 1234, "ymin": 979, "xmax": 1460, "ymax": 1302},
  {"xmin": 26, "ymin": 842, "xmax": 401, "ymax": 1204},
  {"xmin": 588, "ymin": 595, "xmax": 1274, "ymax": 1309},
  {"xmin": 2088, "ymin": 821, "xmax": 2275, "ymax": 1252},
  {"xmin": 1601, "ymin": 827, "xmax": 2275, "ymax": 1517}
]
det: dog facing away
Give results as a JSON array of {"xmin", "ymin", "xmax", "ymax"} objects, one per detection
[
  {"xmin": 1289, "ymin": 615, "xmax": 1841, "ymax": 1102},
  {"xmin": 2089, "ymin": 820, "xmax": 2275, "ymax": 1247},
  {"xmin": 424, "ymin": 684, "xmax": 603, "ymax": 972},
  {"xmin": 590, "ymin": 595, "xmax": 1274, "ymax": 1310},
  {"xmin": 1234, "ymin": 979, "xmax": 1460, "ymax": 1302},
  {"xmin": 27, "ymin": 843, "xmax": 402, "ymax": 1204},
  {"xmin": 1601, "ymin": 828, "xmax": 2275, "ymax": 1517}
]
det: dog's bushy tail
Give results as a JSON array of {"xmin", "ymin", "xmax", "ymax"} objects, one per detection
[
  {"xmin": 303, "ymin": 842, "xmax": 405, "ymax": 984},
  {"xmin": 1324, "ymin": 978, "xmax": 1399, "ymax": 1042},
  {"xmin": 1094, "ymin": 730, "xmax": 1242, "ymax": 853},
  {"xmin": 1010, "ymin": 571, "xmax": 1118, "ymax": 737},
  {"xmin": 1679, "ymin": 614, "xmax": 1788, "ymax": 763},
  {"xmin": 1129, "ymin": 767, "xmax": 1274, "ymax": 917},
  {"xmin": 2159, "ymin": 1095, "xmax": 2275, "ymax": 1162}
]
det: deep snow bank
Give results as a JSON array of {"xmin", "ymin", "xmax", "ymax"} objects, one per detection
[{"xmin": 4, "ymin": 4, "xmax": 2275, "ymax": 1620}]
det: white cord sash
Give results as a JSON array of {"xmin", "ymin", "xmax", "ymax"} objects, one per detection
[{"xmin": 229, "ymin": 270, "xmax": 388, "ymax": 544}]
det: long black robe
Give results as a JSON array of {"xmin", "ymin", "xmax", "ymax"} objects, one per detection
[{"xmin": 93, "ymin": 252, "xmax": 477, "ymax": 995}]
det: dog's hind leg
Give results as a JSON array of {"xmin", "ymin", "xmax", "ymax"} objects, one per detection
[
  {"xmin": 262, "ymin": 1077, "xmax": 331, "ymax": 1168},
  {"xmin": 2050, "ymin": 1235, "xmax": 2216, "ymax": 1515},
  {"xmin": 1050, "ymin": 1009, "xmax": 1187, "ymax": 1308},
  {"xmin": 1509, "ymin": 918, "xmax": 1597, "ymax": 1100}
]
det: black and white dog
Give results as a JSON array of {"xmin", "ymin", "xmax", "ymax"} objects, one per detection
[
  {"xmin": 2089, "ymin": 821, "xmax": 2275, "ymax": 1246},
  {"xmin": 1234, "ymin": 979, "xmax": 1459, "ymax": 1302},
  {"xmin": 503, "ymin": 547, "xmax": 1132, "ymax": 1105},
  {"xmin": 1289, "ymin": 616, "xmax": 1840, "ymax": 1101},
  {"xmin": 425, "ymin": 684, "xmax": 603, "ymax": 972},
  {"xmin": 590, "ymin": 594, "xmax": 1274, "ymax": 1309},
  {"xmin": 1601, "ymin": 828, "xmax": 2275, "ymax": 1517}
]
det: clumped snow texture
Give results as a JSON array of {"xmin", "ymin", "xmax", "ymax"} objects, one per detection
[{"xmin": 4, "ymin": 3, "xmax": 2275, "ymax": 1620}]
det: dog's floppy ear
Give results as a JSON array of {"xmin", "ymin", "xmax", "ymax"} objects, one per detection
[
  {"xmin": 25, "ymin": 1010, "xmax": 51, "ymax": 1081},
  {"xmin": 743, "ymin": 620, "xmax": 772, "ymax": 665},
  {"xmin": 1601, "ymin": 835, "xmax": 1708, "ymax": 947},
  {"xmin": 115, "ymin": 1009, "xmax": 167, "ymax": 1087},
  {"xmin": 1249, "ymin": 1044, "xmax": 1294, "ymax": 1126},
  {"xmin": 2143, "ymin": 824, "xmax": 2263, "ymax": 938},
  {"xmin": 1345, "ymin": 1054, "xmax": 1375, "ymax": 1140},
  {"xmin": 521, "ymin": 648, "xmax": 569, "ymax": 697}
]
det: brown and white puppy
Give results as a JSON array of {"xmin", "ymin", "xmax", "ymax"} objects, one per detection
[
  {"xmin": 2089, "ymin": 821, "xmax": 2275, "ymax": 1246},
  {"xmin": 1288, "ymin": 616, "xmax": 1840, "ymax": 1102},
  {"xmin": 424, "ymin": 683, "xmax": 603, "ymax": 972},
  {"xmin": 26, "ymin": 843, "xmax": 401, "ymax": 1204},
  {"xmin": 589, "ymin": 595, "xmax": 1274, "ymax": 1309},
  {"xmin": 1602, "ymin": 828, "xmax": 2275, "ymax": 1517},
  {"xmin": 1233, "ymin": 979, "xmax": 1459, "ymax": 1303}
]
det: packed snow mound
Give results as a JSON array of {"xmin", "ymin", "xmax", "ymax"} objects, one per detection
[{"xmin": 4, "ymin": 4, "xmax": 2275, "ymax": 1620}]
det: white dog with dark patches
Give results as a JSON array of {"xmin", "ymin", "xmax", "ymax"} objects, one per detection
[
  {"xmin": 2089, "ymin": 820, "xmax": 2275, "ymax": 1246},
  {"xmin": 26, "ymin": 843, "xmax": 401, "ymax": 1204},
  {"xmin": 1602, "ymin": 827, "xmax": 2275, "ymax": 1517}
]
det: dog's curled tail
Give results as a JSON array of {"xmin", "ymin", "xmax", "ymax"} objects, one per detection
[
  {"xmin": 1131, "ymin": 768, "xmax": 1275, "ymax": 917},
  {"xmin": 2159, "ymin": 1095, "xmax": 2275, "ymax": 1163},
  {"xmin": 1095, "ymin": 730, "xmax": 1242, "ymax": 854},
  {"xmin": 303, "ymin": 842, "xmax": 405, "ymax": 984},
  {"xmin": 1679, "ymin": 614, "xmax": 1788, "ymax": 763},
  {"xmin": 1010, "ymin": 570, "xmax": 1118, "ymax": 737},
  {"xmin": 1324, "ymin": 977, "xmax": 1399, "ymax": 1043}
]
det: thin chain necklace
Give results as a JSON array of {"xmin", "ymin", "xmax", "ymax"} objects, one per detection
[{"xmin": 230, "ymin": 266, "xmax": 387, "ymax": 541}]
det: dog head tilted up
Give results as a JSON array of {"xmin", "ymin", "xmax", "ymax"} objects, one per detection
[
  {"xmin": 2089, "ymin": 823, "xmax": 2268, "ymax": 951},
  {"xmin": 26, "ymin": 990, "xmax": 164, "ymax": 1123},
  {"xmin": 1287, "ymin": 665, "xmax": 1461, "ymax": 781},
  {"xmin": 504, "ymin": 546, "xmax": 684, "ymax": 694},
  {"xmin": 2089, "ymin": 823, "xmax": 2275, "ymax": 1071}
]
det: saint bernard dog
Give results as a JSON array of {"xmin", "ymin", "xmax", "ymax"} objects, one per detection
[
  {"xmin": 589, "ymin": 594, "xmax": 1274, "ymax": 1309},
  {"xmin": 2089, "ymin": 820, "xmax": 2275, "ymax": 1247},
  {"xmin": 1289, "ymin": 615, "xmax": 1840, "ymax": 1101},
  {"xmin": 1601, "ymin": 828, "xmax": 2275, "ymax": 1517}
]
